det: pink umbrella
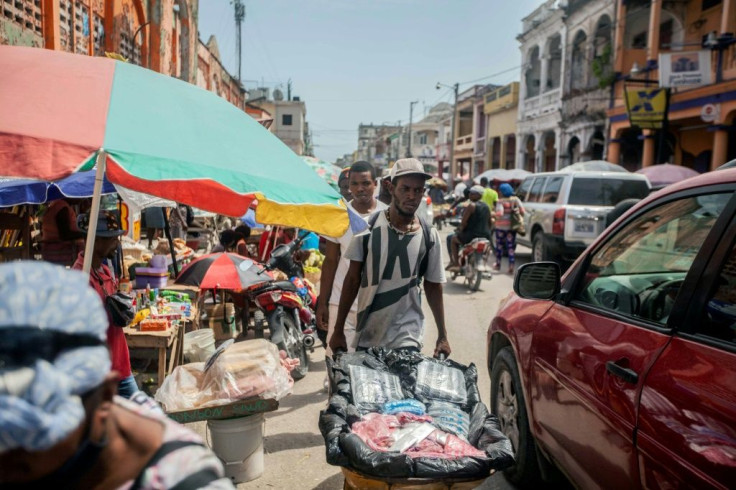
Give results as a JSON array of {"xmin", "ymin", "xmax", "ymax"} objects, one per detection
[{"xmin": 636, "ymin": 164, "xmax": 700, "ymax": 188}]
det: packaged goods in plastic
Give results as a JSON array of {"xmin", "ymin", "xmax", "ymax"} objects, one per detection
[
  {"xmin": 155, "ymin": 339, "xmax": 293, "ymax": 412},
  {"xmin": 319, "ymin": 348, "xmax": 514, "ymax": 480},
  {"xmin": 428, "ymin": 401, "xmax": 470, "ymax": 439},
  {"xmin": 415, "ymin": 359, "xmax": 467, "ymax": 405},
  {"xmin": 382, "ymin": 399, "xmax": 427, "ymax": 416},
  {"xmin": 349, "ymin": 365, "xmax": 404, "ymax": 413}
]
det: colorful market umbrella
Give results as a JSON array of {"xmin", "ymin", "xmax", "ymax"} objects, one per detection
[
  {"xmin": 175, "ymin": 253, "xmax": 270, "ymax": 290},
  {"xmin": 0, "ymin": 46, "xmax": 349, "ymax": 245},
  {"xmin": 635, "ymin": 164, "xmax": 699, "ymax": 189},
  {"xmin": 302, "ymin": 156, "xmax": 341, "ymax": 191}
]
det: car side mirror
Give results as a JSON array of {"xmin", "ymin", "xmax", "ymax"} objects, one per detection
[{"xmin": 513, "ymin": 262, "xmax": 561, "ymax": 300}]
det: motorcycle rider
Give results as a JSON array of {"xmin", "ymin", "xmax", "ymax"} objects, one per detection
[{"xmin": 447, "ymin": 185, "xmax": 492, "ymax": 273}]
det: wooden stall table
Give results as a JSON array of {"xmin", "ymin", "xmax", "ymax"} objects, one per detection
[{"xmin": 124, "ymin": 322, "xmax": 185, "ymax": 389}]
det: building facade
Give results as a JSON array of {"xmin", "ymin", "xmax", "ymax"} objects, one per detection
[
  {"xmin": 607, "ymin": 0, "xmax": 736, "ymax": 172},
  {"xmin": 1, "ymin": 0, "xmax": 245, "ymax": 110},
  {"xmin": 559, "ymin": 0, "xmax": 613, "ymax": 166},
  {"xmin": 516, "ymin": 0, "xmax": 565, "ymax": 173},
  {"xmin": 272, "ymin": 99, "xmax": 307, "ymax": 156},
  {"xmin": 485, "ymin": 82, "xmax": 520, "ymax": 170},
  {"xmin": 451, "ymin": 85, "xmax": 494, "ymax": 180}
]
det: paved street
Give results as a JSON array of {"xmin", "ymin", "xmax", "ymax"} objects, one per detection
[{"xmin": 188, "ymin": 230, "xmax": 531, "ymax": 489}]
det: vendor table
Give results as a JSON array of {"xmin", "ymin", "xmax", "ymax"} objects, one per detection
[{"xmin": 124, "ymin": 321, "xmax": 185, "ymax": 389}]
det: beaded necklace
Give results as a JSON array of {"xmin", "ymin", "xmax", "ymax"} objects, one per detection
[{"xmin": 384, "ymin": 209, "xmax": 417, "ymax": 236}]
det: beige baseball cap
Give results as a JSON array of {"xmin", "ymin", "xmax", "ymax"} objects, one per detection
[{"xmin": 388, "ymin": 158, "xmax": 433, "ymax": 181}]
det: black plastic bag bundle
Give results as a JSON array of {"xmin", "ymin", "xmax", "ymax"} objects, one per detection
[{"xmin": 318, "ymin": 348, "xmax": 515, "ymax": 479}]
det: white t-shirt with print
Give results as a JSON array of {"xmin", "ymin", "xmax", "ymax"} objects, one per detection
[
  {"xmin": 343, "ymin": 210, "xmax": 445, "ymax": 351},
  {"xmin": 325, "ymin": 200, "xmax": 388, "ymax": 312}
]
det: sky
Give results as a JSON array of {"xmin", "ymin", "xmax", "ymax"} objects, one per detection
[{"xmin": 198, "ymin": 0, "xmax": 543, "ymax": 163}]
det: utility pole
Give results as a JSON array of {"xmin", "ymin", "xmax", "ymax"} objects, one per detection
[
  {"xmin": 234, "ymin": 0, "xmax": 245, "ymax": 81},
  {"xmin": 406, "ymin": 100, "xmax": 418, "ymax": 157},
  {"xmin": 437, "ymin": 82, "xmax": 459, "ymax": 184}
]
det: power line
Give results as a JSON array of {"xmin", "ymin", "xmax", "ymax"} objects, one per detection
[{"xmin": 460, "ymin": 65, "xmax": 522, "ymax": 86}]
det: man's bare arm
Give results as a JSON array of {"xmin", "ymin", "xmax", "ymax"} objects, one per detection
[
  {"xmin": 424, "ymin": 280, "xmax": 451, "ymax": 357},
  {"xmin": 328, "ymin": 260, "xmax": 362, "ymax": 353},
  {"xmin": 317, "ymin": 240, "xmax": 340, "ymax": 329}
]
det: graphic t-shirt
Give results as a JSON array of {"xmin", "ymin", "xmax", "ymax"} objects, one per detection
[
  {"xmin": 344, "ymin": 211, "xmax": 445, "ymax": 350},
  {"xmin": 325, "ymin": 200, "xmax": 388, "ymax": 311}
]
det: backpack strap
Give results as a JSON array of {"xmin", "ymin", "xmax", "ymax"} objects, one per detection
[{"xmin": 416, "ymin": 216, "xmax": 435, "ymax": 281}]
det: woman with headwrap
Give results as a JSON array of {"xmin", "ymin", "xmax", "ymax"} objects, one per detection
[
  {"xmin": 0, "ymin": 262, "xmax": 233, "ymax": 489},
  {"xmin": 494, "ymin": 183, "xmax": 525, "ymax": 274}
]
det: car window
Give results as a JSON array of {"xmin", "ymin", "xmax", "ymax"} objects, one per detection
[
  {"xmin": 575, "ymin": 193, "xmax": 730, "ymax": 324},
  {"xmin": 541, "ymin": 176, "xmax": 563, "ymax": 203},
  {"xmin": 568, "ymin": 178, "xmax": 650, "ymax": 206},
  {"xmin": 703, "ymin": 240, "xmax": 736, "ymax": 344},
  {"xmin": 517, "ymin": 177, "xmax": 533, "ymax": 201},
  {"xmin": 527, "ymin": 177, "xmax": 547, "ymax": 203}
]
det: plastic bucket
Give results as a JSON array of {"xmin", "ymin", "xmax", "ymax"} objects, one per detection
[
  {"xmin": 207, "ymin": 414, "xmax": 265, "ymax": 483},
  {"xmin": 183, "ymin": 329, "xmax": 216, "ymax": 362}
]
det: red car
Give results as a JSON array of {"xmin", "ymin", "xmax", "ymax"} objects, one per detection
[{"xmin": 487, "ymin": 168, "xmax": 736, "ymax": 489}]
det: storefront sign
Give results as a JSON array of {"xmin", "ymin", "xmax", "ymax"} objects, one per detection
[
  {"xmin": 701, "ymin": 103, "xmax": 721, "ymax": 123},
  {"xmin": 118, "ymin": 201, "xmax": 141, "ymax": 242},
  {"xmin": 659, "ymin": 51, "xmax": 712, "ymax": 88},
  {"xmin": 624, "ymin": 87, "xmax": 670, "ymax": 129}
]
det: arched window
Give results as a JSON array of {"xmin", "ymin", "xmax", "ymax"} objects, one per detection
[
  {"xmin": 591, "ymin": 15, "xmax": 612, "ymax": 88},
  {"xmin": 571, "ymin": 31, "xmax": 588, "ymax": 90},
  {"xmin": 525, "ymin": 47, "xmax": 541, "ymax": 98},
  {"xmin": 568, "ymin": 136, "xmax": 581, "ymax": 164},
  {"xmin": 546, "ymin": 35, "xmax": 562, "ymax": 91}
]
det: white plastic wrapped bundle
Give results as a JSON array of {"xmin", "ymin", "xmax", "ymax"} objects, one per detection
[
  {"xmin": 349, "ymin": 365, "xmax": 404, "ymax": 413},
  {"xmin": 415, "ymin": 360, "xmax": 467, "ymax": 405},
  {"xmin": 428, "ymin": 401, "xmax": 470, "ymax": 439}
]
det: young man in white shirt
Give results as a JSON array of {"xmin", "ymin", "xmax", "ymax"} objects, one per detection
[{"xmin": 317, "ymin": 161, "xmax": 387, "ymax": 356}]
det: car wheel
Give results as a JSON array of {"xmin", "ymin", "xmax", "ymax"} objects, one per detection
[
  {"xmin": 491, "ymin": 347, "xmax": 541, "ymax": 487},
  {"xmin": 532, "ymin": 233, "xmax": 546, "ymax": 262}
]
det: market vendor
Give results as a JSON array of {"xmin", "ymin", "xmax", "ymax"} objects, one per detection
[
  {"xmin": 73, "ymin": 210, "xmax": 138, "ymax": 399},
  {"xmin": 40, "ymin": 198, "xmax": 86, "ymax": 266},
  {"xmin": 0, "ymin": 261, "xmax": 233, "ymax": 489}
]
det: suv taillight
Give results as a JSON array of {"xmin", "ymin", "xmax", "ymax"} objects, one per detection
[{"xmin": 552, "ymin": 208, "xmax": 565, "ymax": 235}]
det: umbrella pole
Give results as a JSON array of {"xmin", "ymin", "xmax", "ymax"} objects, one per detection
[
  {"xmin": 82, "ymin": 151, "xmax": 106, "ymax": 274},
  {"xmin": 162, "ymin": 209, "xmax": 180, "ymax": 277}
]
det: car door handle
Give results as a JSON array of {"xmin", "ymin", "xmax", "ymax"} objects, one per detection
[{"xmin": 606, "ymin": 361, "xmax": 639, "ymax": 384}]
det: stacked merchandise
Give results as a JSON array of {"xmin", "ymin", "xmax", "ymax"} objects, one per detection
[
  {"xmin": 319, "ymin": 349, "xmax": 514, "ymax": 479},
  {"xmin": 155, "ymin": 339, "xmax": 296, "ymax": 412}
]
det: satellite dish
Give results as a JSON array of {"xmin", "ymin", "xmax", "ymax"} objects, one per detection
[{"xmin": 273, "ymin": 88, "xmax": 284, "ymax": 101}]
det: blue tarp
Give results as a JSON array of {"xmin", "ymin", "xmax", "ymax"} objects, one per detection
[{"xmin": 0, "ymin": 171, "xmax": 116, "ymax": 207}]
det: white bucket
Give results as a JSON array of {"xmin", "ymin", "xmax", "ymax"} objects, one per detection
[
  {"xmin": 183, "ymin": 329, "xmax": 216, "ymax": 363},
  {"xmin": 207, "ymin": 414, "xmax": 265, "ymax": 483}
]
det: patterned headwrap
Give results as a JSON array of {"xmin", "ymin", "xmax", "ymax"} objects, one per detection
[{"xmin": 0, "ymin": 262, "xmax": 111, "ymax": 453}]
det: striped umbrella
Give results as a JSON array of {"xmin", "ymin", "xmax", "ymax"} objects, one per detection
[
  {"xmin": 175, "ymin": 253, "xmax": 270, "ymax": 290},
  {"xmin": 0, "ymin": 47, "xmax": 349, "ymax": 254},
  {"xmin": 302, "ymin": 156, "xmax": 342, "ymax": 191}
]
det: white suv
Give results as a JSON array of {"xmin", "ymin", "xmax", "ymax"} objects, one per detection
[{"xmin": 516, "ymin": 170, "xmax": 650, "ymax": 264}]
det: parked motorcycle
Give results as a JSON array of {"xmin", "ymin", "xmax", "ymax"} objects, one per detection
[
  {"xmin": 243, "ymin": 234, "xmax": 316, "ymax": 380},
  {"xmin": 449, "ymin": 233, "xmax": 492, "ymax": 292}
]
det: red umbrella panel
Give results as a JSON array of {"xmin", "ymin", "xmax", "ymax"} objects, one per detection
[{"xmin": 175, "ymin": 253, "xmax": 271, "ymax": 290}]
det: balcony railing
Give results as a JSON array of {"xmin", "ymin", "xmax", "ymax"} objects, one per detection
[{"xmin": 455, "ymin": 135, "xmax": 473, "ymax": 152}]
